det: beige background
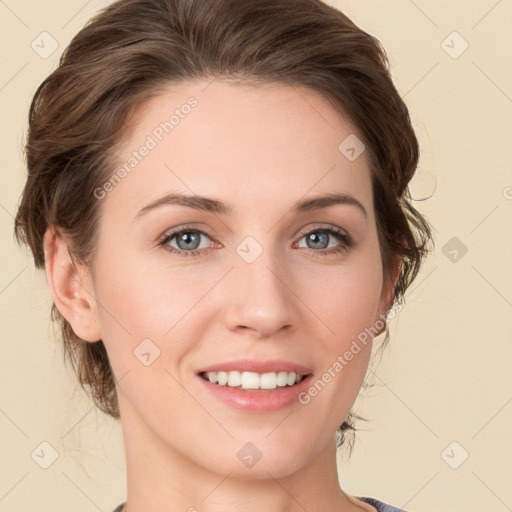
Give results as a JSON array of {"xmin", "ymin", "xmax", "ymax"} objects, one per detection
[{"xmin": 1, "ymin": 0, "xmax": 511, "ymax": 511}]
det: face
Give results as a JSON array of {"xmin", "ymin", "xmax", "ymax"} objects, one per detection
[{"xmin": 80, "ymin": 79, "xmax": 393, "ymax": 478}]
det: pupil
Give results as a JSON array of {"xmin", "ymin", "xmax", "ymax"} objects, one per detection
[
  {"xmin": 178, "ymin": 232, "xmax": 200, "ymax": 250},
  {"xmin": 308, "ymin": 232, "xmax": 328, "ymax": 249}
]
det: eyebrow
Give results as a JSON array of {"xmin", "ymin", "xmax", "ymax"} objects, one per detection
[{"xmin": 135, "ymin": 191, "xmax": 367, "ymax": 219}]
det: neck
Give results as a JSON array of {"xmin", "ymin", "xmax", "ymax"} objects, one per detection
[{"xmin": 118, "ymin": 394, "xmax": 373, "ymax": 512}]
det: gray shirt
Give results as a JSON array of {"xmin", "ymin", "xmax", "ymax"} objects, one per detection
[{"xmin": 358, "ymin": 496, "xmax": 409, "ymax": 511}]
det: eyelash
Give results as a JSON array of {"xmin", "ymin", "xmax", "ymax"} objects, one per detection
[{"xmin": 158, "ymin": 225, "xmax": 353, "ymax": 258}]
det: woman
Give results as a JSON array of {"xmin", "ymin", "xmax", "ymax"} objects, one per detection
[{"xmin": 14, "ymin": 0, "xmax": 433, "ymax": 511}]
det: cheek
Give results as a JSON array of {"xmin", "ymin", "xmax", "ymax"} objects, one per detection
[
  {"xmin": 307, "ymin": 253, "xmax": 383, "ymax": 345},
  {"xmin": 92, "ymin": 252, "xmax": 197, "ymax": 351},
  {"xmin": 302, "ymin": 259, "xmax": 382, "ymax": 413},
  {"xmin": 91, "ymin": 255, "xmax": 204, "ymax": 413},
  {"xmin": 305, "ymin": 251, "xmax": 383, "ymax": 404}
]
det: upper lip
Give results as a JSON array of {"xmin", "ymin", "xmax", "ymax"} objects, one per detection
[{"xmin": 197, "ymin": 359, "xmax": 313, "ymax": 375}]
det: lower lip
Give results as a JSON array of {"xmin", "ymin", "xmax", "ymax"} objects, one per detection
[{"xmin": 196, "ymin": 374, "xmax": 314, "ymax": 412}]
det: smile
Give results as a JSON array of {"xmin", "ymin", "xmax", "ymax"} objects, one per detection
[{"xmin": 199, "ymin": 370, "xmax": 306, "ymax": 391}]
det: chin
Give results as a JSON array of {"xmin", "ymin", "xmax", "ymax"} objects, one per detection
[{"xmin": 195, "ymin": 430, "xmax": 323, "ymax": 481}]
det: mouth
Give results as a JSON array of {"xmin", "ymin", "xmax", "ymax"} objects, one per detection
[
  {"xmin": 198, "ymin": 370, "xmax": 310, "ymax": 391},
  {"xmin": 195, "ymin": 359, "xmax": 314, "ymax": 411}
]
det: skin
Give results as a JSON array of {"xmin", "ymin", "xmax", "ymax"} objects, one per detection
[{"xmin": 44, "ymin": 79, "xmax": 400, "ymax": 512}]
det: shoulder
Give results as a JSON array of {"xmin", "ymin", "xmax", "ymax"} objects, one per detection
[{"xmin": 357, "ymin": 496, "xmax": 411, "ymax": 512}]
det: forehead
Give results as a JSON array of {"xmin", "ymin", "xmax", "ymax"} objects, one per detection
[{"xmin": 103, "ymin": 79, "xmax": 373, "ymax": 219}]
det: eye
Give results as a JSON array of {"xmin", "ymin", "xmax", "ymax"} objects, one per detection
[
  {"xmin": 159, "ymin": 227, "xmax": 216, "ymax": 257},
  {"xmin": 158, "ymin": 225, "xmax": 353, "ymax": 258},
  {"xmin": 295, "ymin": 226, "xmax": 352, "ymax": 256}
]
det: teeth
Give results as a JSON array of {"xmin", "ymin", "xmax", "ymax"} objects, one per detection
[
  {"xmin": 241, "ymin": 371, "xmax": 260, "ymax": 389},
  {"xmin": 202, "ymin": 370, "xmax": 305, "ymax": 390},
  {"xmin": 276, "ymin": 371, "xmax": 288, "ymax": 386},
  {"xmin": 228, "ymin": 371, "xmax": 241, "ymax": 387}
]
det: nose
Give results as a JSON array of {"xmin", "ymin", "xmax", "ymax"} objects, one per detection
[{"xmin": 223, "ymin": 248, "xmax": 300, "ymax": 338}]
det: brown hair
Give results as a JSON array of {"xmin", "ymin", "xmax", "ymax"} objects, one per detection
[{"xmin": 14, "ymin": 0, "xmax": 433, "ymax": 451}]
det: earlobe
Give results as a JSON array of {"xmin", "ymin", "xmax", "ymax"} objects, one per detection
[{"xmin": 43, "ymin": 226, "xmax": 102, "ymax": 342}]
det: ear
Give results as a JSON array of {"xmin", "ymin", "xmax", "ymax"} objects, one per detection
[
  {"xmin": 375, "ymin": 253, "xmax": 403, "ymax": 335},
  {"xmin": 43, "ymin": 226, "xmax": 102, "ymax": 342}
]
